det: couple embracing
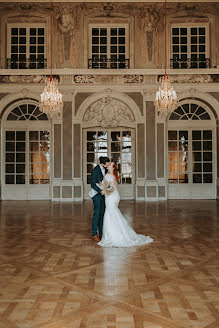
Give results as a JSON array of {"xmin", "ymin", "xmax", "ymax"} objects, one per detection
[{"xmin": 90, "ymin": 156, "xmax": 153, "ymax": 247}]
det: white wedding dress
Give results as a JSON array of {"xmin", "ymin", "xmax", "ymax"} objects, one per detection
[{"xmin": 98, "ymin": 174, "xmax": 153, "ymax": 247}]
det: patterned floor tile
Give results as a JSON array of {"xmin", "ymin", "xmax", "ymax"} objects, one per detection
[
  {"xmin": 21, "ymin": 247, "xmax": 104, "ymax": 275},
  {"xmin": 55, "ymin": 260, "xmax": 162, "ymax": 299},
  {"xmin": 0, "ymin": 200, "xmax": 219, "ymax": 328},
  {"xmin": 0, "ymin": 279, "xmax": 97, "ymax": 328},
  {"xmin": 122, "ymin": 281, "xmax": 218, "ymax": 328},
  {"xmin": 180, "ymin": 258, "xmax": 219, "ymax": 289},
  {"xmin": 49, "ymin": 303, "xmax": 182, "ymax": 328},
  {"xmin": 125, "ymin": 249, "xmax": 199, "ymax": 275}
]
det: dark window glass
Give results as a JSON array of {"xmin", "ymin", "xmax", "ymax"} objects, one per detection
[
  {"xmin": 203, "ymin": 130, "xmax": 212, "ymax": 140},
  {"xmin": 192, "ymin": 131, "xmax": 201, "ymax": 140},
  {"xmin": 92, "ymin": 28, "xmax": 99, "ymax": 36},
  {"xmin": 6, "ymin": 175, "xmax": 15, "ymax": 184},
  {"xmin": 16, "ymin": 175, "xmax": 25, "ymax": 184},
  {"xmin": 191, "ymin": 28, "xmax": 197, "ymax": 35},
  {"xmin": 6, "ymin": 131, "xmax": 15, "ymax": 141},
  {"xmin": 19, "ymin": 28, "xmax": 26, "ymax": 35},
  {"xmin": 16, "ymin": 131, "xmax": 25, "ymax": 141},
  {"xmin": 12, "ymin": 28, "xmax": 18, "ymax": 35},
  {"xmin": 203, "ymin": 141, "xmax": 212, "ymax": 151},
  {"xmin": 203, "ymin": 174, "xmax": 212, "ymax": 183},
  {"xmin": 192, "ymin": 141, "xmax": 201, "ymax": 151},
  {"xmin": 203, "ymin": 152, "xmax": 212, "ymax": 161},
  {"xmin": 6, "ymin": 153, "xmax": 15, "ymax": 162},
  {"xmin": 30, "ymin": 28, "xmax": 36, "ymax": 35},
  {"xmin": 193, "ymin": 174, "xmax": 202, "ymax": 183},
  {"xmin": 172, "ymin": 28, "xmax": 179, "ymax": 35},
  {"xmin": 38, "ymin": 28, "xmax": 44, "ymax": 35},
  {"xmin": 193, "ymin": 152, "xmax": 202, "ymax": 161}
]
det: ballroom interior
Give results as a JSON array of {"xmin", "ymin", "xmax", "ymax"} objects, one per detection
[{"xmin": 0, "ymin": 0, "xmax": 219, "ymax": 328}]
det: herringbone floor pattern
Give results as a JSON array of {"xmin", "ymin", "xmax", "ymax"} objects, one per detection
[{"xmin": 0, "ymin": 200, "xmax": 218, "ymax": 328}]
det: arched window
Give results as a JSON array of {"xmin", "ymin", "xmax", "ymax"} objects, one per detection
[
  {"xmin": 167, "ymin": 101, "xmax": 215, "ymax": 199},
  {"xmin": 7, "ymin": 104, "xmax": 48, "ymax": 121},
  {"xmin": 169, "ymin": 103, "xmax": 210, "ymax": 120}
]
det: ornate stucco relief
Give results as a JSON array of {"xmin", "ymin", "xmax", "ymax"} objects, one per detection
[{"xmin": 83, "ymin": 97, "xmax": 135, "ymax": 128}]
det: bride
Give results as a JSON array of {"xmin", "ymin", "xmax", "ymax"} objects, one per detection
[{"xmin": 98, "ymin": 162, "xmax": 153, "ymax": 247}]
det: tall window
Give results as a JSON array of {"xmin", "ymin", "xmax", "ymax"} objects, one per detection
[
  {"xmin": 88, "ymin": 24, "xmax": 129, "ymax": 69},
  {"xmin": 168, "ymin": 103, "xmax": 213, "ymax": 185},
  {"xmin": 5, "ymin": 104, "xmax": 49, "ymax": 185},
  {"xmin": 171, "ymin": 25, "xmax": 209, "ymax": 69},
  {"xmin": 7, "ymin": 25, "xmax": 46, "ymax": 69},
  {"xmin": 86, "ymin": 129, "xmax": 132, "ymax": 184}
]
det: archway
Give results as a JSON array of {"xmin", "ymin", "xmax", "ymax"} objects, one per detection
[
  {"xmin": 167, "ymin": 99, "xmax": 216, "ymax": 199},
  {"xmin": 1, "ymin": 99, "xmax": 50, "ymax": 200},
  {"xmin": 78, "ymin": 90, "xmax": 141, "ymax": 200}
]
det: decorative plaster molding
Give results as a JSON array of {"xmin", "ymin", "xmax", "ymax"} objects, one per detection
[
  {"xmin": 142, "ymin": 7, "xmax": 160, "ymax": 32},
  {"xmin": 171, "ymin": 74, "xmax": 213, "ymax": 83},
  {"xmin": 0, "ymin": 75, "xmax": 45, "ymax": 83},
  {"xmin": 55, "ymin": 6, "xmax": 76, "ymax": 35},
  {"xmin": 83, "ymin": 97, "xmax": 135, "ymax": 127},
  {"xmin": 73, "ymin": 74, "xmax": 143, "ymax": 84}
]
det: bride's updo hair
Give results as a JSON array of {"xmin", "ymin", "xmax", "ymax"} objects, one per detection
[{"xmin": 112, "ymin": 161, "xmax": 120, "ymax": 182}]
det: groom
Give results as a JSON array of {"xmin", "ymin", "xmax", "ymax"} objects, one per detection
[{"xmin": 91, "ymin": 156, "xmax": 111, "ymax": 242}]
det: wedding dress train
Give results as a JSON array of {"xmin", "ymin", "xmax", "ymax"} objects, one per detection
[{"xmin": 98, "ymin": 174, "xmax": 153, "ymax": 247}]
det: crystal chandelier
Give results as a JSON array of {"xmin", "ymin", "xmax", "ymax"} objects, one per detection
[
  {"xmin": 39, "ymin": 77, "xmax": 63, "ymax": 118},
  {"xmin": 155, "ymin": 75, "xmax": 177, "ymax": 116},
  {"xmin": 39, "ymin": 0, "xmax": 63, "ymax": 118},
  {"xmin": 154, "ymin": 0, "xmax": 177, "ymax": 116}
]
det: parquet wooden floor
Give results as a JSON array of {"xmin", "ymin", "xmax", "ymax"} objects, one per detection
[{"xmin": 0, "ymin": 200, "xmax": 219, "ymax": 328}]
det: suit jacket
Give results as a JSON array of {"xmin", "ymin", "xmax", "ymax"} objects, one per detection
[{"xmin": 91, "ymin": 165, "xmax": 105, "ymax": 194}]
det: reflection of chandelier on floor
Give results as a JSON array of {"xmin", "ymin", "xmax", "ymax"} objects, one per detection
[
  {"xmin": 154, "ymin": 0, "xmax": 177, "ymax": 117},
  {"xmin": 39, "ymin": 0, "xmax": 63, "ymax": 118}
]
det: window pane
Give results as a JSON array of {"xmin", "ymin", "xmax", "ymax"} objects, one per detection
[
  {"xmin": 6, "ymin": 175, "xmax": 15, "ymax": 184},
  {"xmin": 203, "ymin": 141, "xmax": 212, "ymax": 151},
  {"xmin": 203, "ymin": 152, "xmax": 212, "ymax": 161},
  {"xmin": 168, "ymin": 131, "xmax": 177, "ymax": 140},
  {"xmin": 203, "ymin": 130, "xmax": 212, "ymax": 140},
  {"xmin": 16, "ymin": 175, "xmax": 25, "ymax": 184},
  {"xmin": 203, "ymin": 174, "xmax": 212, "ymax": 183},
  {"xmin": 193, "ymin": 174, "xmax": 202, "ymax": 183}
]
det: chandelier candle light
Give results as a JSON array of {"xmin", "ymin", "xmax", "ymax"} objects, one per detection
[
  {"xmin": 154, "ymin": 0, "xmax": 177, "ymax": 116},
  {"xmin": 39, "ymin": 0, "xmax": 63, "ymax": 118}
]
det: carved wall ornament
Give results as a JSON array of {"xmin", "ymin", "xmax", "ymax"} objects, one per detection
[
  {"xmin": 74, "ymin": 75, "xmax": 95, "ymax": 83},
  {"xmin": 174, "ymin": 3, "xmax": 202, "ymax": 17},
  {"xmin": 73, "ymin": 74, "xmax": 143, "ymax": 84},
  {"xmin": 55, "ymin": 7, "xmax": 75, "ymax": 35},
  {"xmin": 143, "ymin": 8, "xmax": 160, "ymax": 32},
  {"xmin": 122, "ymin": 75, "xmax": 144, "ymax": 83},
  {"xmin": 0, "ymin": 75, "xmax": 44, "ymax": 84},
  {"xmin": 171, "ymin": 74, "xmax": 213, "ymax": 83},
  {"xmin": 83, "ymin": 97, "xmax": 135, "ymax": 128},
  {"xmin": 103, "ymin": 3, "xmax": 114, "ymax": 16}
]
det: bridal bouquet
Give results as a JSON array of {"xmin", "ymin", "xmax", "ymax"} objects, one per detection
[{"xmin": 98, "ymin": 179, "xmax": 116, "ymax": 196}]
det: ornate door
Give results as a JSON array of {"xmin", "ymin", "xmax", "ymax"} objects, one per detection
[{"xmin": 83, "ymin": 128, "xmax": 135, "ymax": 199}]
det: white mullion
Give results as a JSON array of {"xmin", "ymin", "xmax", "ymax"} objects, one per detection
[
  {"xmin": 107, "ymin": 27, "xmax": 111, "ymax": 61},
  {"xmin": 188, "ymin": 27, "xmax": 191, "ymax": 60},
  {"xmin": 26, "ymin": 28, "xmax": 30, "ymax": 60}
]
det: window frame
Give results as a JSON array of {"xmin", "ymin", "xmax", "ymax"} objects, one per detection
[
  {"xmin": 88, "ymin": 23, "xmax": 130, "ymax": 68},
  {"xmin": 170, "ymin": 22, "xmax": 210, "ymax": 68},
  {"xmin": 7, "ymin": 23, "xmax": 47, "ymax": 69}
]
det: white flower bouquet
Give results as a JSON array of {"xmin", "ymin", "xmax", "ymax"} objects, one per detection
[{"xmin": 98, "ymin": 179, "xmax": 116, "ymax": 196}]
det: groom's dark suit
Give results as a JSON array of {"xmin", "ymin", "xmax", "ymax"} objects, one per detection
[{"xmin": 91, "ymin": 165, "xmax": 105, "ymax": 236}]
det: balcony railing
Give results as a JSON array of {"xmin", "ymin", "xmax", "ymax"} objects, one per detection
[
  {"xmin": 7, "ymin": 58, "xmax": 47, "ymax": 69},
  {"xmin": 88, "ymin": 58, "xmax": 129, "ymax": 69},
  {"xmin": 170, "ymin": 58, "xmax": 210, "ymax": 69}
]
